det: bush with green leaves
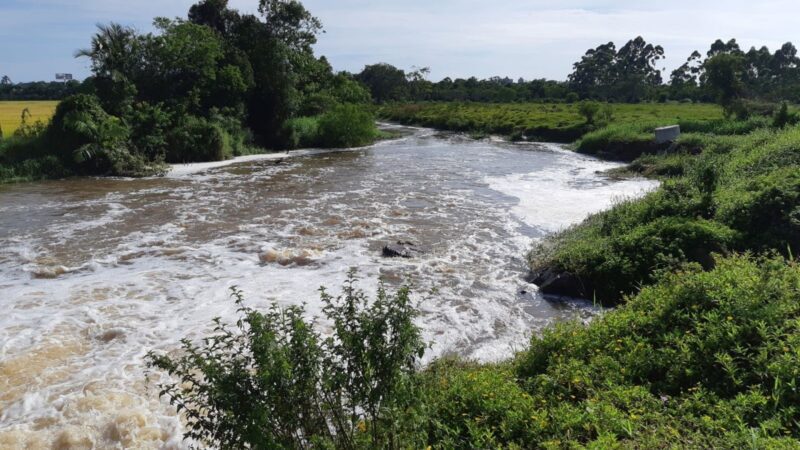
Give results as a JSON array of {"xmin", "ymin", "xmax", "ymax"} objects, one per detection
[
  {"xmin": 147, "ymin": 272, "xmax": 425, "ymax": 449},
  {"xmin": 577, "ymin": 101, "xmax": 601, "ymax": 125},
  {"xmin": 165, "ymin": 115, "xmax": 232, "ymax": 163},
  {"xmin": 511, "ymin": 255, "xmax": 800, "ymax": 448},
  {"xmin": 316, "ymin": 104, "xmax": 378, "ymax": 149},
  {"xmin": 282, "ymin": 116, "xmax": 320, "ymax": 149}
]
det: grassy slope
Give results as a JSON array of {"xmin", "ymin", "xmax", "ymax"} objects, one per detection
[{"xmin": 0, "ymin": 100, "xmax": 58, "ymax": 137}]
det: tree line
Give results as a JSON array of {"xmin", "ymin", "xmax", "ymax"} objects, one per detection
[
  {"xmin": 354, "ymin": 36, "xmax": 800, "ymax": 111},
  {"xmin": 0, "ymin": 77, "xmax": 82, "ymax": 100},
  {"xmin": 6, "ymin": 34, "xmax": 799, "ymax": 113}
]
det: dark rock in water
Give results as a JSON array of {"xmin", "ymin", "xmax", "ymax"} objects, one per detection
[
  {"xmin": 529, "ymin": 266, "xmax": 590, "ymax": 299},
  {"xmin": 382, "ymin": 241, "xmax": 425, "ymax": 258}
]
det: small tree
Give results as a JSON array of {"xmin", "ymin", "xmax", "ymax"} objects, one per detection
[
  {"xmin": 702, "ymin": 53, "xmax": 745, "ymax": 117},
  {"xmin": 773, "ymin": 101, "xmax": 798, "ymax": 128},
  {"xmin": 578, "ymin": 101, "xmax": 601, "ymax": 125}
]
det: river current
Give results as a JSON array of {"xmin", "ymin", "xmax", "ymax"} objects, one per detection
[{"xmin": 0, "ymin": 126, "xmax": 657, "ymax": 448}]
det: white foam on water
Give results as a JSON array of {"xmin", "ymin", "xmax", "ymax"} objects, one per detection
[{"xmin": 486, "ymin": 143, "xmax": 659, "ymax": 234}]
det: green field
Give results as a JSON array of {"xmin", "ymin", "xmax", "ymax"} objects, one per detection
[
  {"xmin": 0, "ymin": 101, "xmax": 58, "ymax": 137},
  {"xmin": 379, "ymin": 102, "xmax": 724, "ymax": 141}
]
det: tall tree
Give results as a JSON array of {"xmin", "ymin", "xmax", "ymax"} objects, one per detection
[
  {"xmin": 356, "ymin": 63, "xmax": 408, "ymax": 103},
  {"xmin": 707, "ymin": 38, "xmax": 743, "ymax": 58},
  {"xmin": 569, "ymin": 37, "xmax": 663, "ymax": 101},
  {"xmin": 568, "ymin": 42, "xmax": 617, "ymax": 98},
  {"xmin": 188, "ymin": 0, "xmax": 238, "ymax": 36},
  {"xmin": 703, "ymin": 53, "xmax": 746, "ymax": 116},
  {"xmin": 613, "ymin": 36, "xmax": 664, "ymax": 101},
  {"xmin": 75, "ymin": 23, "xmax": 143, "ymax": 115},
  {"xmin": 259, "ymin": 0, "xmax": 322, "ymax": 52}
]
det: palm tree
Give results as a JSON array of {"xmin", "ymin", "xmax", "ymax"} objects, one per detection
[{"xmin": 75, "ymin": 23, "xmax": 140, "ymax": 81}]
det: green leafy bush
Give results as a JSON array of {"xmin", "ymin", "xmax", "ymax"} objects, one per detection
[
  {"xmin": 148, "ymin": 272, "xmax": 425, "ymax": 449},
  {"xmin": 166, "ymin": 115, "xmax": 231, "ymax": 163},
  {"xmin": 578, "ymin": 101, "xmax": 601, "ymax": 124},
  {"xmin": 317, "ymin": 104, "xmax": 377, "ymax": 148},
  {"xmin": 716, "ymin": 167, "xmax": 800, "ymax": 252},
  {"xmin": 282, "ymin": 116, "xmax": 320, "ymax": 148},
  {"xmin": 513, "ymin": 255, "xmax": 800, "ymax": 448}
]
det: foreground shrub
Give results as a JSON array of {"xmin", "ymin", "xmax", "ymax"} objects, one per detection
[{"xmin": 148, "ymin": 272, "xmax": 425, "ymax": 449}]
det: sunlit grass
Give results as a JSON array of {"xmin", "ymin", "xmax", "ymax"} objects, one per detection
[
  {"xmin": 0, "ymin": 101, "xmax": 58, "ymax": 137},
  {"xmin": 379, "ymin": 102, "xmax": 724, "ymax": 140}
]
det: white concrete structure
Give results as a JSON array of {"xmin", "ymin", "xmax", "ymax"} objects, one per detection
[{"xmin": 655, "ymin": 125, "xmax": 680, "ymax": 144}]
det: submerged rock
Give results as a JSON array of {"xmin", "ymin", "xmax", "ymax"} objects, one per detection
[
  {"xmin": 382, "ymin": 241, "xmax": 425, "ymax": 258},
  {"xmin": 529, "ymin": 266, "xmax": 591, "ymax": 299}
]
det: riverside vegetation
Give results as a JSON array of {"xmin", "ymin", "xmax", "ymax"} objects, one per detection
[
  {"xmin": 149, "ymin": 39, "xmax": 800, "ymax": 450},
  {"xmin": 0, "ymin": 0, "xmax": 378, "ymax": 183}
]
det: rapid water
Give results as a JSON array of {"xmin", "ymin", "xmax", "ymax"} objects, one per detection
[{"xmin": 0, "ymin": 126, "xmax": 657, "ymax": 448}]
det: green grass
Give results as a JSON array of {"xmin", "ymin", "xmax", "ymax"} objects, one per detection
[
  {"xmin": 531, "ymin": 123, "xmax": 800, "ymax": 305},
  {"xmin": 379, "ymin": 102, "xmax": 723, "ymax": 142},
  {"xmin": 0, "ymin": 100, "xmax": 57, "ymax": 137}
]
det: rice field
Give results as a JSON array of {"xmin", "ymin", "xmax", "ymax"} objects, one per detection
[{"xmin": 0, "ymin": 101, "xmax": 58, "ymax": 137}]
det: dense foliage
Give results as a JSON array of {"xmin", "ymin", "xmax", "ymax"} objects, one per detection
[{"xmin": 0, "ymin": 0, "xmax": 377, "ymax": 182}]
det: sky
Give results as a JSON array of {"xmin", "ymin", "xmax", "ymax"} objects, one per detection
[{"xmin": 2, "ymin": 0, "xmax": 799, "ymax": 82}]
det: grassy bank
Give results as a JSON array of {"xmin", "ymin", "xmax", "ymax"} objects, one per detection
[
  {"xmin": 379, "ymin": 102, "xmax": 723, "ymax": 143},
  {"xmin": 531, "ymin": 122, "xmax": 800, "ymax": 305}
]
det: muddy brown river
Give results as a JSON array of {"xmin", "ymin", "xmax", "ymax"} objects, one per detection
[{"xmin": 0, "ymin": 126, "xmax": 656, "ymax": 448}]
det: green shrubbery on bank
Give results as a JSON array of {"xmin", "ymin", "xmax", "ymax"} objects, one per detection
[{"xmin": 531, "ymin": 120, "xmax": 800, "ymax": 305}]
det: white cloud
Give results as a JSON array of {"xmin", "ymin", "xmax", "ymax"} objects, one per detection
[{"xmin": 2, "ymin": 0, "xmax": 799, "ymax": 81}]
